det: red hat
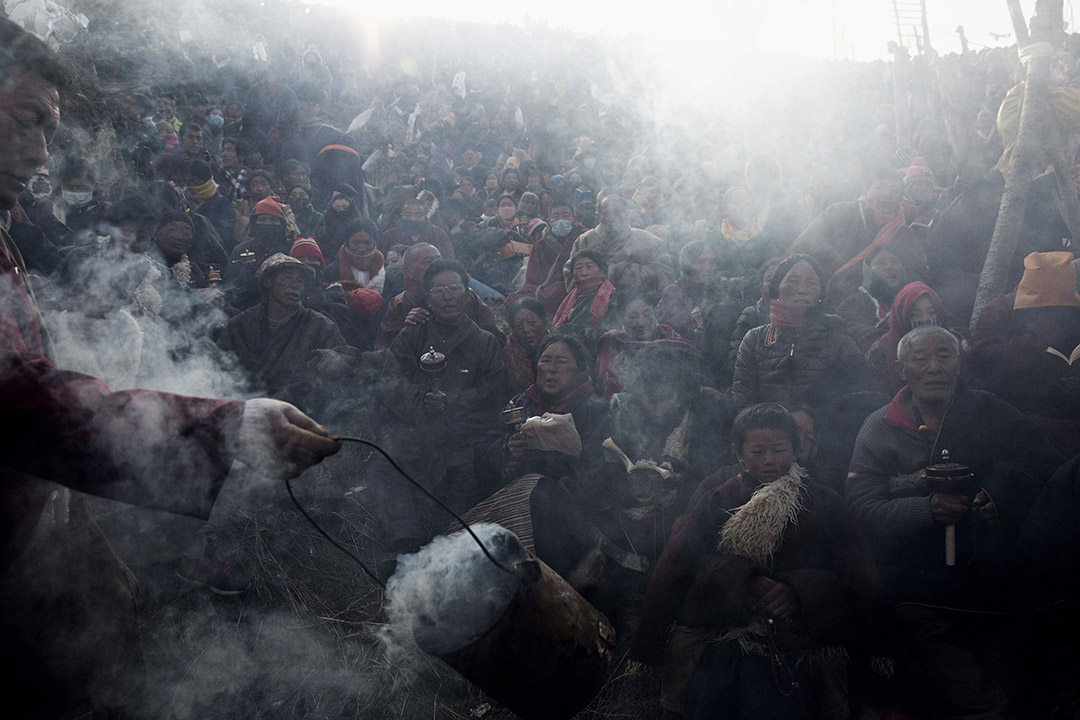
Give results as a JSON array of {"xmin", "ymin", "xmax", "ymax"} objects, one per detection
[
  {"xmin": 904, "ymin": 157, "xmax": 935, "ymax": 184},
  {"xmin": 289, "ymin": 237, "xmax": 325, "ymax": 268},
  {"xmin": 253, "ymin": 196, "xmax": 285, "ymax": 219},
  {"xmin": 347, "ymin": 287, "xmax": 382, "ymax": 317}
]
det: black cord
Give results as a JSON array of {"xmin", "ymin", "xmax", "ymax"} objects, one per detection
[
  {"xmin": 283, "ymin": 436, "xmax": 514, "ymax": 590},
  {"xmin": 285, "ymin": 476, "xmax": 386, "ymax": 589},
  {"xmin": 332, "ymin": 436, "xmax": 512, "ymax": 575}
]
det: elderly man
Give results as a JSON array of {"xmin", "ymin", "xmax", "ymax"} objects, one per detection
[
  {"xmin": 563, "ymin": 194, "xmax": 673, "ymax": 293},
  {"xmin": 216, "ymin": 253, "xmax": 347, "ymax": 404},
  {"xmin": 375, "ymin": 242, "xmax": 503, "ymax": 351},
  {"xmin": 846, "ymin": 325, "xmax": 1064, "ymax": 720},
  {"xmin": 0, "ymin": 19, "xmax": 337, "ymax": 716},
  {"xmin": 368, "ymin": 259, "xmax": 506, "ymax": 576}
]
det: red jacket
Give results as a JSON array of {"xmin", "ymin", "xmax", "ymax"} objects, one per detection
[{"xmin": 0, "ymin": 232, "xmax": 244, "ymax": 573}]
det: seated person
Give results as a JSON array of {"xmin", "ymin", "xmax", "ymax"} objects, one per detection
[
  {"xmin": 553, "ymin": 249, "xmax": 617, "ymax": 351},
  {"xmin": 376, "ymin": 243, "xmax": 503, "ymax": 351},
  {"xmin": 215, "ymin": 253, "xmax": 347, "ymax": 404},
  {"xmin": 596, "ymin": 291, "xmax": 691, "ymax": 400},
  {"xmin": 503, "ymin": 298, "xmax": 553, "ymax": 396},
  {"xmin": 970, "ymin": 251, "xmax": 1080, "ymax": 457},
  {"xmin": 366, "ymin": 260, "xmax": 506, "ymax": 574},
  {"xmin": 846, "ymin": 326, "xmax": 1065, "ymax": 720},
  {"xmin": 324, "ymin": 218, "xmax": 385, "ymax": 294},
  {"xmin": 631, "ymin": 404, "xmax": 879, "ymax": 720},
  {"xmin": 834, "ymin": 244, "xmax": 907, "ymax": 352},
  {"xmin": 732, "ymin": 254, "xmax": 867, "ymax": 411}
]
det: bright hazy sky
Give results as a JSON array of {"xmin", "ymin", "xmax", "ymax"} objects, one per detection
[{"xmin": 320, "ymin": 0, "xmax": 1051, "ymax": 62}]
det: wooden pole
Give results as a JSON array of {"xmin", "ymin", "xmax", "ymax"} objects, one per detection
[
  {"xmin": 971, "ymin": 7, "xmax": 1053, "ymax": 333},
  {"xmin": 893, "ymin": 44, "xmax": 912, "ymax": 153},
  {"xmin": 1007, "ymin": 0, "xmax": 1031, "ymax": 45}
]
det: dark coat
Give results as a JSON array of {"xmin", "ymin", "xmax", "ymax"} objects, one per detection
[
  {"xmin": 216, "ymin": 301, "xmax": 346, "ymax": 398},
  {"xmin": 732, "ymin": 309, "xmax": 867, "ymax": 411},
  {"xmin": 631, "ymin": 471, "xmax": 880, "ymax": 664},
  {"xmin": 846, "ymin": 383, "xmax": 1065, "ymax": 607},
  {"xmin": 378, "ymin": 317, "xmax": 505, "ymax": 457}
]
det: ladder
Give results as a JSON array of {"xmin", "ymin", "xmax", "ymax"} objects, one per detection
[{"xmin": 893, "ymin": 0, "xmax": 932, "ymax": 54}]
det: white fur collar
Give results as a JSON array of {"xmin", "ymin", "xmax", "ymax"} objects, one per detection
[{"xmin": 717, "ymin": 464, "xmax": 808, "ymax": 568}]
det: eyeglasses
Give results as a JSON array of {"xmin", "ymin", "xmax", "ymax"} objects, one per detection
[{"xmin": 428, "ymin": 283, "xmax": 466, "ymax": 298}]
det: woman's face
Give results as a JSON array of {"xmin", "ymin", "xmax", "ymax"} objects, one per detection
[
  {"xmin": 777, "ymin": 260, "xmax": 821, "ymax": 306},
  {"xmin": 331, "ymin": 198, "xmax": 351, "ymax": 213},
  {"xmin": 623, "ymin": 298, "xmax": 658, "ymax": 341},
  {"xmin": 346, "ymin": 231, "xmax": 376, "ymax": 255},
  {"xmin": 572, "ymin": 257, "xmax": 601, "ymax": 284},
  {"xmin": 688, "ymin": 247, "xmax": 717, "ymax": 280},
  {"xmin": 485, "ymin": 173, "xmax": 498, "ymax": 190},
  {"xmin": 908, "ymin": 294, "xmax": 938, "ymax": 326},
  {"xmin": 503, "ymin": 171, "xmax": 520, "ymax": 190},
  {"xmin": 512, "ymin": 309, "xmax": 548, "ymax": 352},
  {"xmin": 536, "ymin": 341, "xmax": 578, "ymax": 396},
  {"xmin": 737, "ymin": 428, "xmax": 794, "ymax": 484}
]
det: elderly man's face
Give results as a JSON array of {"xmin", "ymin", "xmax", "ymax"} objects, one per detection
[
  {"xmin": 269, "ymin": 268, "xmax": 306, "ymax": 308},
  {"xmin": 899, "ymin": 332, "xmax": 960, "ymax": 405},
  {"xmin": 599, "ymin": 198, "xmax": 629, "ymax": 231},
  {"xmin": 0, "ymin": 70, "xmax": 60, "ymax": 210}
]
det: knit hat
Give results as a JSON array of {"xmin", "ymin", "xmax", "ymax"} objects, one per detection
[
  {"xmin": 253, "ymin": 196, "xmax": 285, "ymax": 219},
  {"xmin": 289, "ymin": 237, "xmax": 325, "ymax": 268},
  {"xmin": 904, "ymin": 157, "xmax": 935, "ymax": 184},
  {"xmin": 526, "ymin": 218, "xmax": 547, "ymax": 237},
  {"xmin": 347, "ymin": 287, "xmax": 382, "ymax": 317},
  {"xmin": 1014, "ymin": 251, "xmax": 1080, "ymax": 309},
  {"xmin": 256, "ymin": 252, "xmax": 316, "ymax": 288},
  {"xmin": 155, "ymin": 210, "xmax": 193, "ymax": 233}
]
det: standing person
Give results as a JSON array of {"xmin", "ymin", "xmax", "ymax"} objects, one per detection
[{"xmin": 0, "ymin": 20, "xmax": 338, "ymax": 717}]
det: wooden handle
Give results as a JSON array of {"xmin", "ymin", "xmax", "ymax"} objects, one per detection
[{"xmin": 945, "ymin": 525, "xmax": 956, "ymax": 566}]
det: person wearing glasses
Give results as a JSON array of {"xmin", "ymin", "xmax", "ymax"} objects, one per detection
[{"xmin": 368, "ymin": 259, "xmax": 507, "ymax": 577}]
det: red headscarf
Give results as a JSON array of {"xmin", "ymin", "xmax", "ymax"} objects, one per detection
[
  {"xmin": 879, "ymin": 281, "xmax": 948, "ymax": 391},
  {"xmin": 553, "ymin": 274, "xmax": 615, "ymax": 329}
]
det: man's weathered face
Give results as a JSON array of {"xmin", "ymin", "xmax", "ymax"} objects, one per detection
[
  {"xmin": 0, "ymin": 70, "xmax": 60, "ymax": 210},
  {"xmin": 181, "ymin": 127, "xmax": 203, "ymax": 154},
  {"xmin": 156, "ymin": 221, "xmax": 193, "ymax": 259},
  {"xmin": 269, "ymin": 268, "xmax": 306, "ymax": 307},
  {"xmin": 599, "ymin": 197, "xmax": 629, "ymax": 231},
  {"xmin": 248, "ymin": 176, "xmax": 272, "ymax": 202},
  {"xmin": 426, "ymin": 269, "xmax": 468, "ymax": 323},
  {"xmin": 401, "ymin": 203, "xmax": 427, "ymax": 223},
  {"xmin": 899, "ymin": 332, "xmax": 960, "ymax": 405},
  {"xmin": 866, "ymin": 179, "xmax": 903, "ymax": 215}
]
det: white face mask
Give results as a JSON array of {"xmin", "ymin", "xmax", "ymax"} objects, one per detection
[{"xmin": 63, "ymin": 190, "xmax": 94, "ymax": 207}]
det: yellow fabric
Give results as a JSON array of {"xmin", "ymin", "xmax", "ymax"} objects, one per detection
[
  {"xmin": 1014, "ymin": 251, "xmax": 1080, "ymax": 309},
  {"xmin": 188, "ymin": 178, "xmax": 217, "ymax": 203},
  {"xmin": 996, "ymin": 82, "xmax": 1080, "ymax": 178}
]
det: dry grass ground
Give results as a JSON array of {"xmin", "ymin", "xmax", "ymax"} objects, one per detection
[{"xmin": 91, "ymin": 440, "xmax": 663, "ymax": 720}]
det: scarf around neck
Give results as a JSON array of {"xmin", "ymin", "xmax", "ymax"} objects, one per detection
[
  {"xmin": 553, "ymin": 274, "xmax": 615, "ymax": 329},
  {"xmin": 764, "ymin": 299, "xmax": 809, "ymax": 346},
  {"xmin": 828, "ymin": 197, "xmax": 912, "ymax": 297},
  {"xmin": 524, "ymin": 372, "xmax": 594, "ymax": 415},
  {"xmin": 339, "ymin": 245, "xmax": 383, "ymax": 283}
]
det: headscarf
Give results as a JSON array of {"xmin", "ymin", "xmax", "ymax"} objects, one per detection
[
  {"xmin": 1013, "ymin": 251, "xmax": 1080, "ymax": 309},
  {"xmin": 879, "ymin": 281, "xmax": 947, "ymax": 390}
]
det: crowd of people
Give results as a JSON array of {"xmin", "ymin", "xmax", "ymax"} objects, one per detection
[{"xmin": 3, "ymin": 1, "xmax": 1080, "ymax": 718}]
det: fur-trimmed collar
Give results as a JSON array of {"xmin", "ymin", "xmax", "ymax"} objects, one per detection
[{"xmin": 717, "ymin": 464, "xmax": 808, "ymax": 568}]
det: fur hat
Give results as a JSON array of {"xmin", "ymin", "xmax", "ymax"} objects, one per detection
[{"xmin": 256, "ymin": 253, "xmax": 316, "ymax": 288}]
